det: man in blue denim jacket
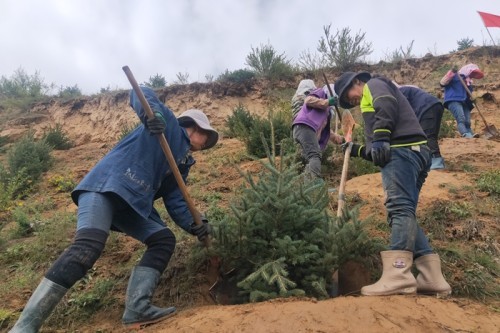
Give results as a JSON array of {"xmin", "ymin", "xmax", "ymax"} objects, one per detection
[{"xmin": 10, "ymin": 87, "xmax": 219, "ymax": 332}]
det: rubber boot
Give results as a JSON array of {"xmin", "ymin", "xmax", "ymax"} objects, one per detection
[
  {"xmin": 415, "ymin": 254, "xmax": 452, "ymax": 296},
  {"xmin": 9, "ymin": 278, "xmax": 67, "ymax": 333},
  {"xmin": 361, "ymin": 251, "xmax": 417, "ymax": 296},
  {"xmin": 122, "ymin": 266, "xmax": 176, "ymax": 328},
  {"xmin": 430, "ymin": 157, "xmax": 445, "ymax": 170}
]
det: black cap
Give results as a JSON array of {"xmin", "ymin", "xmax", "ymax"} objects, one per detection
[{"xmin": 334, "ymin": 72, "xmax": 371, "ymax": 109}]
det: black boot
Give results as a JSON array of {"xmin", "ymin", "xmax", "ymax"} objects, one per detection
[
  {"xmin": 9, "ymin": 278, "xmax": 67, "ymax": 333},
  {"xmin": 121, "ymin": 266, "xmax": 176, "ymax": 327}
]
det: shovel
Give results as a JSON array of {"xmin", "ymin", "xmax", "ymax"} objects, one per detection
[
  {"xmin": 456, "ymin": 73, "xmax": 499, "ymax": 139},
  {"xmin": 337, "ymin": 110, "xmax": 356, "ymax": 217}
]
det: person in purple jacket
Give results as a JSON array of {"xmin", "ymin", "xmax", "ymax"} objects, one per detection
[
  {"xmin": 292, "ymin": 85, "xmax": 344, "ymax": 180},
  {"xmin": 10, "ymin": 87, "xmax": 219, "ymax": 332}
]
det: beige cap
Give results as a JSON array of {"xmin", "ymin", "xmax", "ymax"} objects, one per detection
[{"xmin": 177, "ymin": 109, "xmax": 219, "ymax": 150}]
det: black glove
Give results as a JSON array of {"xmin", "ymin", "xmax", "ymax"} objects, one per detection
[
  {"xmin": 371, "ymin": 140, "xmax": 391, "ymax": 167},
  {"xmin": 146, "ymin": 112, "xmax": 166, "ymax": 135},
  {"xmin": 341, "ymin": 141, "xmax": 352, "ymax": 154},
  {"xmin": 190, "ymin": 216, "xmax": 211, "ymax": 242}
]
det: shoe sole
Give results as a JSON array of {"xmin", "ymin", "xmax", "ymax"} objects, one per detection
[
  {"xmin": 361, "ymin": 286, "xmax": 417, "ymax": 296},
  {"xmin": 123, "ymin": 311, "xmax": 177, "ymax": 330}
]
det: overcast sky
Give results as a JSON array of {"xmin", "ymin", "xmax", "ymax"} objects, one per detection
[{"xmin": 1, "ymin": 0, "xmax": 499, "ymax": 94}]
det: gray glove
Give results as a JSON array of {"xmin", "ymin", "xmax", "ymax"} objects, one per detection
[{"xmin": 190, "ymin": 216, "xmax": 211, "ymax": 242}]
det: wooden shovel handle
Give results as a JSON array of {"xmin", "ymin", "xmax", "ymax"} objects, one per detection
[
  {"xmin": 122, "ymin": 66, "xmax": 209, "ymax": 246},
  {"xmin": 455, "ymin": 73, "xmax": 490, "ymax": 128}
]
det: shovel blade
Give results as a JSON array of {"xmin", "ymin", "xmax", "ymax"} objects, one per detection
[{"xmin": 483, "ymin": 124, "xmax": 499, "ymax": 140}]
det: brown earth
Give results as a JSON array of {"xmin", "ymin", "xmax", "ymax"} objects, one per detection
[{"xmin": 1, "ymin": 47, "xmax": 499, "ymax": 333}]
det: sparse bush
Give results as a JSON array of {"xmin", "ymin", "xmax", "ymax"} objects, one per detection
[
  {"xmin": 224, "ymin": 104, "xmax": 254, "ymax": 138},
  {"xmin": 457, "ymin": 37, "xmax": 474, "ymax": 51},
  {"xmin": 0, "ymin": 165, "xmax": 30, "ymax": 211},
  {"xmin": 297, "ymin": 49, "xmax": 325, "ymax": 72},
  {"xmin": 0, "ymin": 67, "xmax": 52, "ymax": 99},
  {"xmin": 48, "ymin": 174, "xmax": 76, "ymax": 192},
  {"xmin": 384, "ymin": 40, "xmax": 415, "ymax": 62},
  {"xmin": 440, "ymin": 247, "xmax": 499, "ymax": 301},
  {"xmin": 476, "ymin": 170, "xmax": 500, "ymax": 196},
  {"xmin": 143, "ymin": 73, "xmax": 167, "ymax": 88},
  {"xmin": 174, "ymin": 72, "xmax": 190, "ymax": 85},
  {"xmin": 7, "ymin": 132, "xmax": 53, "ymax": 188},
  {"xmin": 318, "ymin": 25, "xmax": 373, "ymax": 70},
  {"xmin": 42, "ymin": 124, "xmax": 73, "ymax": 150},
  {"xmin": 205, "ymin": 74, "xmax": 214, "ymax": 83},
  {"xmin": 440, "ymin": 110, "xmax": 457, "ymax": 138},
  {"xmin": 217, "ymin": 69, "xmax": 256, "ymax": 83},
  {"xmin": 245, "ymin": 43, "xmax": 294, "ymax": 80},
  {"xmin": 225, "ymin": 103, "xmax": 292, "ymax": 158},
  {"xmin": 58, "ymin": 85, "xmax": 82, "ymax": 99}
]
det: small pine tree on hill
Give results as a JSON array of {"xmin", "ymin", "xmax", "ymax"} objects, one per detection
[{"xmin": 212, "ymin": 152, "xmax": 383, "ymax": 303}]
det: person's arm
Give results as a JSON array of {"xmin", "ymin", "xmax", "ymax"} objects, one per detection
[
  {"xmin": 439, "ymin": 66, "xmax": 458, "ymax": 87},
  {"xmin": 161, "ymin": 169, "xmax": 193, "ymax": 233},
  {"xmin": 344, "ymin": 143, "xmax": 372, "ymax": 161},
  {"xmin": 304, "ymin": 95, "xmax": 330, "ymax": 110},
  {"xmin": 329, "ymin": 130, "xmax": 344, "ymax": 144},
  {"xmin": 365, "ymin": 81, "xmax": 398, "ymax": 143}
]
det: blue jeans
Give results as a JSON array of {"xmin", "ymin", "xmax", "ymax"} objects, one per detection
[
  {"xmin": 381, "ymin": 146, "xmax": 433, "ymax": 259},
  {"xmin": 77, "ymin": 191, "xmax": 167, "ymax": 243},
  {"xmin": 448, "ymin": 101, "xmax": 472, "ymax": 136}
]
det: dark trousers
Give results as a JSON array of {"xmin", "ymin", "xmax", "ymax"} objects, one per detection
[{"xmin": 419, "ymin": 103, "xmax": 444, "ymax": 158}]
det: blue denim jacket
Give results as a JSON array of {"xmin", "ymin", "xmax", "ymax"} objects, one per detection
[
  {"xmin": 72, "ymin": 87, "xmax": 195, "ymax": 232},
  {"xmin": 442, "ymin": 74, "xmax": 473, "ymax": 108}
]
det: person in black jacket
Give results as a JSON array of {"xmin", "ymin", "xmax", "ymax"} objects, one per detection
[
  {"xmin": 398, "ymin": 84, "xmax": 445, "ymax": 170},
  {"xmin": 334, "ymin": 72, "xmax": 451, "ymax": 297}
]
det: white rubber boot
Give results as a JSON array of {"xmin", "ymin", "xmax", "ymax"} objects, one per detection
[
  {"xmin": 361, "ymin": 251, "xmax": 417, "ymax": 296},
  {"xmin": 415, "ymin": 253, "xmax": 452, "ymax": 296}
]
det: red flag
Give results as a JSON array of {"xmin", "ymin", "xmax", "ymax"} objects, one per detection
[{"xmin": 477, "ymin": 11, "xmax": 500, "ymax": 28}]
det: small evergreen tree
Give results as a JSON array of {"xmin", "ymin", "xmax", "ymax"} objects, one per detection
[
  {"xmin": 457, "ymin": 37, "xmax": 474, "ymax": 51},
  {"xmin": 211, "ymin": 152, "xmax": 383, "ymax": 303},
  {"xmin": 144, "ymin": 73, "xmax": 167, "ymax": 88}
]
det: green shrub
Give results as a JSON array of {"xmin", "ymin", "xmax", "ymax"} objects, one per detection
[
  {"xmin": 440, "ymin": 110, "xmax": 457, "ymax": 138},
  {"xmin": 7, "ymin": 132, "xmax": 53, "ymax": 186},
  {"xmin": 42, "ymin": 124, "xmax": 73, "ymax": 150},
  {"xmin": 318, "ymin": 25, "xmax": 373, "ymax": 70},
  {"xmin": 245, "ymin": 43, "xmax": 294, "ymax": 80},
  {"xmin": 476, "ymin": 170, "xmax": 500, "ymax": 196},
  {"xmin": 224, "ymin": 104, "xmax": 254, "ymax": 138},
  {"xmin": 217, "ymin": 69, "xmax": 256, "ymax": 83},
  {"xmin": 0, "ymin": 165, "xmax": 31, "ymax": 211},
  {"xmin": 225, "ymin": 103, "xmax": 292, "ymax": 158}
]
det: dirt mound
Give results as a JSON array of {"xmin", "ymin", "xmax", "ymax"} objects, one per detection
[{"xmin": 140, "ymin": 296, "xmax": 499, "ymax": 333}]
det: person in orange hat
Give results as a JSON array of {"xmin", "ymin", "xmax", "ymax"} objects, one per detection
[{"xmin": 440, "ymin": 63, "xmax": 484, "ymax": 138}]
